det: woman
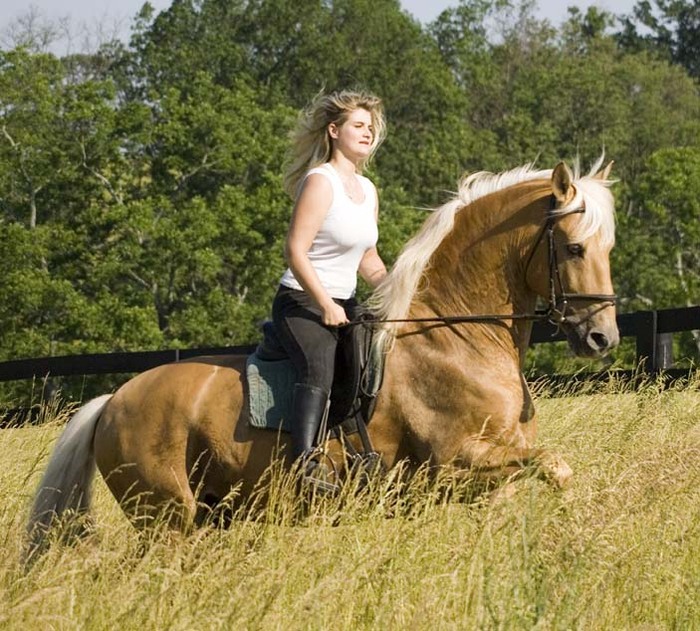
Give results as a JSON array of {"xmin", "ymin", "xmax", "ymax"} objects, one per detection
[{"xmin": 272, "ymin": 90, "xmax": 388, "ymax": 492}]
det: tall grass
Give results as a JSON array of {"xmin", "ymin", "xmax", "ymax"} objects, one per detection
[{"xmin": 2, "ymin": 377, "xmax": 700, "ymax": 629}]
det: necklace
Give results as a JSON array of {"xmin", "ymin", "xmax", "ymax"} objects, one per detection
[
  {"xmin": 341, "ymin": 174, "xmax": 363, "ymax": 202},
  {"xmin": 329, "ymin": 164, "xmax": 364, "ymax": 203}
]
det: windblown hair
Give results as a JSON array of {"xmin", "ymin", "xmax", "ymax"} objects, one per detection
[
  {"xmin": 369, "ymin": 156, "xmax": 616, "ymax": 338},
  {"xmin": 283, "ymin": 90, "xmax": 386, "ymax": 197}
]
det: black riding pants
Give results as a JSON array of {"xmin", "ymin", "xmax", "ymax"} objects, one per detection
[{"xmin": 271, "ymin": 285, "xmax": 359, "ymax": 393}]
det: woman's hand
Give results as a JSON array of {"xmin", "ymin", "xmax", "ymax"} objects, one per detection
[{"xmin": 321, "ymin": 301, "xmax": 349, "ymax": 327}]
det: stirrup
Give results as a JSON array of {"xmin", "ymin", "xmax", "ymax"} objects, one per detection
[
  {"xmin": 300, "ymin": 451, "xmax": 340, "ymax": 496},
  {"xmin": 349, "ymin": 451, "xmax": 385, "ymax": 487}
]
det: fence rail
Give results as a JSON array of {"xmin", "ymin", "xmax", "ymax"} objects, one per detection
[
  {"xmin": 529, "ymin": 305, "xmax": 699, "ymax": 374},
  {"xmin": 0, "ymin": 306, "xmax": 697, "ymax": 384}
]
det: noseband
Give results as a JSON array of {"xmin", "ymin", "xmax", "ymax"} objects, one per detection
[{"xmin": 355, "ymin": 194, "xmax": 617, "ymax": 329}]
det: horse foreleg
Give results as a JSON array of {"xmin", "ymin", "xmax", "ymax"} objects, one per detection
[{"xmin": 456, "ymin": 440, "xmax": 573, "ymax": 489}]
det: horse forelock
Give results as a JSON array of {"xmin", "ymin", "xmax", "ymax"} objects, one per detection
[
  {"xmin": 370, "ymin": 159, "xmax": 616, "ymax": 342},
  {"xmin": 550, "ymin": 157, "xmax": 616, "ymax": 249}
]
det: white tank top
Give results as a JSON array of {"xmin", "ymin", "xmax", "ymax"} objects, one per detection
[{"xmin": 280, "ymin": 163, "xmax": 378, "ymax": 299}]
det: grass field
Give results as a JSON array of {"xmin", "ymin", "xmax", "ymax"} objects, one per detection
[{"xmin": 1, "ymin": 377, "xmax": 700, "ymax": 630}]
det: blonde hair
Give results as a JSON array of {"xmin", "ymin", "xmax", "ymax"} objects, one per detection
[{"xmin": 283, "ymin": 90, "xmax": 386, "ymax": 197}]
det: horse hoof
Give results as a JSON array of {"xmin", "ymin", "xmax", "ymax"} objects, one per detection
[
  {"xmin": 553, "ymin": 461, "xmax": 573, "ymax": 489},
  {"xmin": 538, "ymin": 453, "xmax": 573, "ymax": 489}
]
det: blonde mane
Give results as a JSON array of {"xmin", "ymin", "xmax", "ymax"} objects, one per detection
[{"xmin": 370, "ymin": 158, "xmax": 615, "ymax": 336}]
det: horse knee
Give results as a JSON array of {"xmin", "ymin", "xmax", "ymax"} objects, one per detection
[{"xmin": 142, "ymin": 492, "xmax": 196, "ymax": 533}]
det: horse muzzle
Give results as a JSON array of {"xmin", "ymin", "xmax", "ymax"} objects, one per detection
[{"xmin": 561, "ymin": 313, "xmax": 620, "ymax": 358}]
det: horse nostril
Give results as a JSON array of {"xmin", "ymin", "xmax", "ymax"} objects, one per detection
[{"xmin": 588, "ymin": 331, "xmax": 609, "ymax": 351}]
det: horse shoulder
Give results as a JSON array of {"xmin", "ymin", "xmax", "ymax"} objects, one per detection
[{"xmin": 377, "ymin": 341, "xmax": 537, "ymax": 464}]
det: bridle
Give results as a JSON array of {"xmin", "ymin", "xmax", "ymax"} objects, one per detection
[
  {"xmin": 354, "ymin": 194, "xmax": 617, "ymax": 330},
  {"xmin": 523, "ymin": 196, "xmax": 617, "ymax": 326}
]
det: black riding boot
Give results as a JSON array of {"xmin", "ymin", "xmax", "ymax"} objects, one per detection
[{"xmin": 290, "ymin": 383, "xmax": 339, "ymax": 495}]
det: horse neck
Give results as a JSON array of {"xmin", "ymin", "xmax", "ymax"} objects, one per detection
[{"xmin": 412, "ymin": 181, "xmax": 549, "ymax": 358}]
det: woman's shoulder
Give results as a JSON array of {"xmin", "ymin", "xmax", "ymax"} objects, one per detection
[
  {"xmin": 305, "ymin": 163, "xmax": 334, "ymax": 181},
  {"xmin": 301, "ymin": 165, "xmax": 337, "ymax": 193},
  {"xmin": 296, "ymin": 167, "xmax": 334, "ymax": 204}
]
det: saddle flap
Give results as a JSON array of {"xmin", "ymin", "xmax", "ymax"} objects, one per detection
[{"xmin": 329, "ymin": 316, "xmax": 381, "ymax": 421}]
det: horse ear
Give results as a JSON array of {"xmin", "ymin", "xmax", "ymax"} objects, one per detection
[
  {"xmin": 595, "ymin": 160, "xmax": 614, "ymax": 180},
  {"xmin": 552, "ymin": 162, "xmax": 574, "ymax": 203}
]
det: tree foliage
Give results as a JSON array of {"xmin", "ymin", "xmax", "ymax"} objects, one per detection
[
  {"xmin": 617, "ymin": 0, "xmax": 700, "ymax": 78},
  {"xmin": 616, "ymin": 147, "xmax": 700, "ymax": 309}
]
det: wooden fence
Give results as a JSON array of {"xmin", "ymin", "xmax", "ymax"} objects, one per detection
[
  {"xmin": 0, "ymin": 306, "xmax": 697, "ymax": 400},
  {"xmin": 529, "ymin": 305, "xmax": 699, "ymax": 374}
]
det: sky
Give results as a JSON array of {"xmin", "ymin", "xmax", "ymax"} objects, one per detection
[{"xmin": 0, "ymin": 0, "xmax": 639, "ymax": 47}]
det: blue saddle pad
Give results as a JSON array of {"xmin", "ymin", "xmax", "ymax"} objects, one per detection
[{"xmin": 245, "ymin": 353, "xmax": 295, "ymax": 432}]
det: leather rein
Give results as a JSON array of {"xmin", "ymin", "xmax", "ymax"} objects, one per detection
[{"xmin": 355, "ymin": 194, "xmax": 617, "ymax": 330}]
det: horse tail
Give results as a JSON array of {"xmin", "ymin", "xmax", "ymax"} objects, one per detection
[{"xmin": 25, "ymin": 394, "xmax": 112, "ymax": 560}]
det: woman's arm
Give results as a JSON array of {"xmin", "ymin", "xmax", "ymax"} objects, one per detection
[
  {"xmin": 359, "ymin": 247, "xmax": 387, "ymax": 288},
  {"xmin": 358, "ymin": 185, "xmax": 387, "ymax": 288},
  {"xmin": 285, "ymin": 173, "xmax": 349, "ymax": 326}
]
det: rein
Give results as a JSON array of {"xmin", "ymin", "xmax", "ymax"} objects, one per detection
[{"xmin": 352, "ymin": 194, "xmax": 617, "ymax": 330}]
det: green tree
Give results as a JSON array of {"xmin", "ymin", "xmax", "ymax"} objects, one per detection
[
  {"xmin": 0, "ymin": 49, "xmax": 72, "ymax": 229},
  {"xmin": 615, "ymin": 147, "xmax": 700, "ymax": 308},
  {"xmin": 69, "ymin": 76, "xmax": 294, "ymax": 347},
  {"xmin": 617, "ymin": 0, "xmax": 700, "ymax": 78}
]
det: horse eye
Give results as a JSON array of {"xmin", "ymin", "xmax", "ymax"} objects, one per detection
[{"xmin": 567, "ymin": 243, "xmax": 584, "ymax": 257}]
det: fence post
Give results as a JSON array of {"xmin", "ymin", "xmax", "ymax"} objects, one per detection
[
  {"xmin": 655, "ymin": 333, "xmax": 674, "ymax": 370},
  {"xmin": 635, "ymin": 310, "xmax": 658, "ymax": 374}
]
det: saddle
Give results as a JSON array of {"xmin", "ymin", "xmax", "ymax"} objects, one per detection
[
  {"xmin": 246, "ymin": 313, "xmax": 384, "ymax": 481},
  {"xmin": 246, "ymin": 314, "xmax": 384, "ymax": 472},
  {"xmin": 249, "ymin": 315, "xmax": 384, "ymax": 444}
]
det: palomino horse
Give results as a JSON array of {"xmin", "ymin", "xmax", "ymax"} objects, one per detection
[{"xmin": 26, "ymin": 159, "xmax": 618, "ymax": 552}]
